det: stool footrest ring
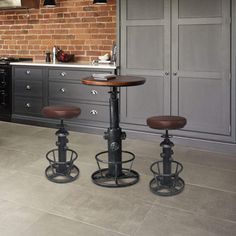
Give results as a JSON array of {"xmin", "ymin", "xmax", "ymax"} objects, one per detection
[
  {"xmin": 150, "ymin": 160, "xmax": 185, "ymax": 196},
  {"xmin": 91, "ymin": 150, "xmax": 139, "ymax": 188},
  {"xmin": 45, "ymin": 148, "xmax": 79, "ymax": 183}
]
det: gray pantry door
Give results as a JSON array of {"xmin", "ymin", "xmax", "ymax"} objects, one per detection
[
  {"xmin": 171, "ymin": 0, "xmax": 231, "ymax": 135},
  {"xmin": 120, "ymin": 0, "xmax": 171, "ymax": 125},
  {"xmin": 119, "ymin": 0, "xmax": 231, "ymax": 136}
]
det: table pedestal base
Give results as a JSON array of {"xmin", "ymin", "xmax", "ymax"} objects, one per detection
[
  {"xmin": 90, "ymin": 86, "xmax": 140, "ymax": 188},
  {"xmin": 91, "ymin": 150, "xmax": 139, "ymax": 188}
]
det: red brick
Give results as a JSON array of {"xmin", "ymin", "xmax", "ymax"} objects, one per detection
[{"xmin": 0, "ymin": 0, "xmax": 116, "ymax": 62}]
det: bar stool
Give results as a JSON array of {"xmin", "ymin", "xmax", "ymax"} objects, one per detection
[
  {"xmin": 146, "ymin": 116, "xmax": 187, "ymax": 196},
  {"xmin": 42, "ymin": 106, "xmax": 81, "ymax": 183}
]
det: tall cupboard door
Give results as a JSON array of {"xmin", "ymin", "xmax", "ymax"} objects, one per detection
[
  {"xmin": 120, "ymin": 0, "xmax": 171, "ymax": 126},
  {"xmin": 171, "ymin": 0, "xmax": 231, "ymax": 136},
  {"xmin": 119, "ymin": 0, "xmax": 232, "ymax": 140}
]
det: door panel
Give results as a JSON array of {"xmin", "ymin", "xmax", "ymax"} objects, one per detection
[
  {"xmin": 126, "ymin": 26, "xmax": 164, "ymax": 70},
  {"xmin": 178, "ymin": 0, "xmax": 222, "ymax": 18},
  {"xmin": 120, "ymin": 0, "xmax": 171, "ymax": 124},
  {"xmin": 121, "ymin": 76, "xmax": 165, "ymax": 125},
  {"xmin": 178, "ymin": 77, "xmax": 230, "ymax": 134},
  {"xmin": 171, "ymin": 0, "xmax": 231, "ymax": 136},
  {"xmin": 127, "ymin": 0, "xmax": 164, "ymax": 20},
  {"xmin": 179, "ymin": 24, "xmax": 222, "ymax": 72}
]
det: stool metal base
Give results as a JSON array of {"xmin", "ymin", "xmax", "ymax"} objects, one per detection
[
  {"xmin": 150, "ymin": 160, "xmax": 185, "ymax": 196},
  {"xmin": 91, "ymin": 150, "xmax": 139, "ymax": 188},
  {"xmin": 45, "ymin": 165, "xmax": 79, "ymax": 184},
  {"xmin": 149, "ymin": 177, "xmax": 185, "ymax": 196},
  {"xmin": 45, "ymin": 148, "xmax": 79, "ymax": 184}
]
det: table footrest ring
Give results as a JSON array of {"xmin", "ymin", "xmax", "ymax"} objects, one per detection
[
  {"xmin": 150, "ymin": 160, "xmax": 184, "ymax": 196},
  {"xmin": 91, "ymin": 150, "xmax": 139, "ymax": 188},
  {"xmin": 45, "ymin": 148, "xmax": 79, "ymax": 183}
]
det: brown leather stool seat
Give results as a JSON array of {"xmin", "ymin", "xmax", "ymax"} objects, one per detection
[
  {"xmin": 146, "ymin": 115, "xmax": 187, "ymax": 196},
  {"xmin": 147, "ymin": 116, "xmax": 187, "ymax": 130},
  {"xmin": 42, "ymin": 106, "xmax": 81, "ymax": 119},
  {"xmin": 42, "ymin": 105, "xmax": 81, "ymax": 184}
]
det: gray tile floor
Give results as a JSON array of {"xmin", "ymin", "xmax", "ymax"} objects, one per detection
[{"xmin": 0, "ymin": 121, "xmax": 235, "ymax": 236}]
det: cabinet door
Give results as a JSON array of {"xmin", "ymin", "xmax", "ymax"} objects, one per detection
[
  {"xmin": 171, "ymin": 0, "xmax": 231, "ymax": 135},
  {"xmin": 120, "ymin": 0, "xmax": 171, "ymax": 125}
]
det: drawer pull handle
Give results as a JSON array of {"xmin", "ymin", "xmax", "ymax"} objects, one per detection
[
  {"xmin": 25, "ymin": 103, "xmax": 31, "ymax": 108},
  {"xmin": 26, "ymin": 85, "xmax": 31, "ymax": 90},
  {"xmin": 60, "ymin": 88, "xmax": 66, "ymax": 93},
  {"xmin": 91, "ymin": 89, "xmax": 98, "ymax": 95},
  {"xmin": 60, "ymin": 72, "xmax": 66, "ymax": 77},
  {"xmin": 26, "ymin": 70, "xmax": 31, "ymax": 75},
  {"xmin": 90, "ymin": 109, "xmax": 98, "ymax": 115}
]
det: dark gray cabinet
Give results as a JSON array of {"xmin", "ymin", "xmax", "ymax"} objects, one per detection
[
  {"xmin": 119, "ymin": 0, "xmax": 232, "ymax": 142},
  {"xmin": 12, "ymin": 65, "xmax": 115, "ymax": 129},
  {"xmin": 13, "ymin": 66, "xmax": 44, "ymax": 117},
  {"xmin": 48, "ymin": 68, "xmax": 111, "ymax": 125}
]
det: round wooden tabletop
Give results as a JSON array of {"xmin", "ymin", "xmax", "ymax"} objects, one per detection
[{"xmin": 82, "ymin": 75, "xmax": 146, "ymax": 87}]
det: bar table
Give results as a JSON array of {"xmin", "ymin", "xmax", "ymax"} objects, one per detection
[{"xmin": 82, "ymin": 75, "xmax": 146, "ymax": 187}]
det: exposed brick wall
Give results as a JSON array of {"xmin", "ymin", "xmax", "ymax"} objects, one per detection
[{"xmin": 0, "ymin": 0, "xmax": 116, "ymax": 62}]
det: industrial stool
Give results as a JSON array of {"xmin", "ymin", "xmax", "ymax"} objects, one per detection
[
  {"xmin": 147, "ymin": 116, "xmax": 187, "ymax": 196},
  {"xmin": 42, "ymin": 106, "xmax": 81, "ymax": 183}
]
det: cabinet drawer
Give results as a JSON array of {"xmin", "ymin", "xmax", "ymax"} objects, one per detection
[
  {"xmin": 78, "ymin": 103, "xmax": 109, "ymax": 122},
  {"xmin": 49, "ymin": 100, "xmax": 109, "ymax": 122},
  {"xmin": 14, "ymin": 80, "xmax": 42, "ymax": 97},
  {"xmin": 49, "ymin": 69, "xmax": 112, "ymax": 81},
  {"xmin": 14, "ymin": 97, "xmax": 43, "ymax": 116},
  {"xmin": 14, "ymin": 67, "xmax": 43, "ymax": 80},
  {"xmin": 49, "ymin": 82, "xmax": 109, "ymax": 102},
  {"xmin": 49, "ymin": 69, "xmax": 90, "ymax": 81}
]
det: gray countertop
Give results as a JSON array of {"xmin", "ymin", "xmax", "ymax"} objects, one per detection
[{"xmin": 10, "ymin": 61, "xmax": 117, "ymax": 70}]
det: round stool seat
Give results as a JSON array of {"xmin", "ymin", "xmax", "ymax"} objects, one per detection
[
  {"xmin": 42, "ymin": 106, "xmax": 81, "ymax": 119},
  {"xmin": 147, "ymin": 116, "xmax": 187, "ymax": 130}
]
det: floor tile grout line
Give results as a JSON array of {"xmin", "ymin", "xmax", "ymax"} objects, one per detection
[
  {"xmin": 181, "ymin": 160, "xmax": 236, "ymax": 173},
  {"xmin": 130, "ymin": 203, "xmax": 156, "ymax": 236},
  {"xmin": 187, "ymin": 183, "xmax": 236, "ymax": 194},
  {"xmin": 152, "ymin": 201, "xmax": 236, "ymax": 225},
  {"xmin": 0, "ymin": 197, "xmax": 129, "ymax": 236},
  {"xmin": 135, "ymin": 155, "xmax": 236, "ymax": 174},
  {"xmin": 129, "ymin": 142, "xmax": 236, "ymax": 157},
  {"xmin": 0, "ymin": 146, "xmax": 50, "ymax": 156},
  {"xmin": 46, "ymin": 211, "xmax": 130, "ymax": 236},
  {"xmin": 0, "ymin": 144, "xmax": 105, "ymax": 160}
]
